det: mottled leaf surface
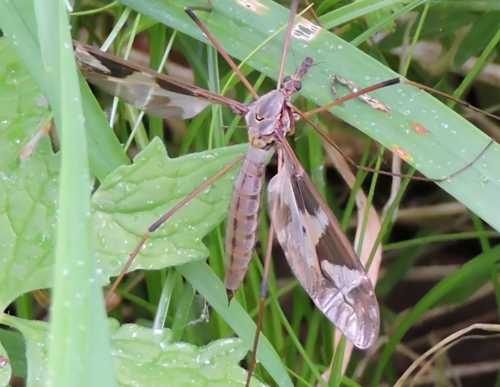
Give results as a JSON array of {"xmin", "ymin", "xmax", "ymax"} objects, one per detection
[
  {"xmin": 0, "ymin": 38, "xmax": 245, "ymax": 308},
  {"xmin": 93, "ymin": 139, "xmax": 245, "ymax": 281},
  {"xmin": 1, "ymin": 316, "xmax": 264, "ymax": 387},
  {"xmin": 0, "ymin": 38, "xmax": 57, "ymax": 310}
]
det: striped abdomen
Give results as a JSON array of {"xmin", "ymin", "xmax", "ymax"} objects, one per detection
[{"xmin": 225, "ymin": 147, "xmax": 272, "ymax": 291}]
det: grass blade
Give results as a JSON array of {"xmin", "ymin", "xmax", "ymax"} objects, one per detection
[
  {"xmin": 0, "ymin": 0, "xmax": 128, "ymax": 180},
  {"xmin": 121, "ymin": 0, "xmax": 500, "ymax": 232},
  {"xmin": 33, "ymin": 2, "xmax": 116, "ymax": 386},
  {"xmin": 372, "ymin": 244, "xmax": 500, "ymax": 385}
]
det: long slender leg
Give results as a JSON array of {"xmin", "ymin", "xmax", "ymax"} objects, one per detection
[
  {"xmin": 20, "ymin": 118, "xmax": 53, "ymax": 160},
  {"xmin": 304, "ymin": 77, "xmax": 500, "ymax": 122},
  {"xmin": 297, "ymin": 108, "xmax": 494, "ymax": 183},
  {"xmin": 303, "ymin": 78, "xmax": 401, "ymax": 118},
  {"xmin": 244, "ymin": 226, "xmax": 275, "ymax": 387},
  {"xmin": 404, "ymin": 79, "xmax": 500, "ymax": 122},
  {"xmin": 105, "ymin": 155, "xmax": 245, "ymax": 303},
  {"xmin": 184, "ymin": 7, "xmax": 259, "ymax": 99},
  {"xmin": 303, "ymin": 77, "xmax": 497, "ymax": 180}
]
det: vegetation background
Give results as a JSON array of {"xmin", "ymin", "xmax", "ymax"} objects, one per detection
[{"xmin": 0, "ymin": 0, "xmax": 499, "ymax": 386}]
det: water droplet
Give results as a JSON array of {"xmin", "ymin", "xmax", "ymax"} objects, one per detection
[{"xmin": 0, "ymin": 356, "xmax": 9, "ymax": 368}]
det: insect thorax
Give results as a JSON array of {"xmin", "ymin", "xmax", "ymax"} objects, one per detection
[{"xmin": 245, "ymin": 90, "xmax": 293, "ymax": 149}]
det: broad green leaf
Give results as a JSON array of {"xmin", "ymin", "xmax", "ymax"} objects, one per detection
[
  {"xmin": 0, "ymin": 1, "xmax": 129, "ymax": 180},
  {"xmin": 120, "ymin": 0, "xmax": 500, "ymax": 232},
  {"xmin": 0, "ymin": 37, "xmax": 245, "ymax": 309},
  {"xmin": 111, "ymin": 323, "xmax": 265, "ymax": 386},
  {"xmin": 0, "ymin": 134, "xmax": 59, "ymax": 306},
  {"xmin": 0, "ymin": 339, "xmax": 10, "ymax": 387},
  {"xmin": 92, "ymin": 139, "xmax": 245, "ymax": 280},
  {"xmin": 0, "ymin": 38, "xmax": 57, "ymax": 310},
  {"xmin": 0, "ymin": 315, "xmax": 266, "ymax": 387},
  {"xmin": 0, "ymin": 38, "xmax": 51, "ymax": 170},
  {"xmin": 0, "ymin": 133, "xmax": 244, "ymax": 310}
]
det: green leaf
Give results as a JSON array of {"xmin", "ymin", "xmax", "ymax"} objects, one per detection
[
  {"xmin": 319, "ymin": 0, "xmax": 409, "ymax": 29},
  {"xmin": 120, "ymin": 0, "xmax": 500, "ymax": 232},
  {"xmin": 179, "ymin": 262, "xmax": 292, "ymax": 387},
  {"xmin": 0, "ymin": 0, "xmax": 129, "ymax": 180},
  {"xmin": 33, "ymin": 1, "xmax": 117, "ymax": 385},
  {"xmin": 0, "ymin": 36, "xmax": 245, "ymax": 305},
  {"xmin": 112, "ymin": 323, "xmax": 265, "ymax": 386},
  {"xmin": 0, "ymin": 339, "xmax": 10, "ymax": 387},
  {"xmin": 92, "ymin": 139, "xmax": 246, "ymax": 279},
  {"xmin": 0, "ymin": 38, "xmax": 52, "ymax": 170},
  {"xmin": 0, "ymin": 328, "xmax": 26, "ymax": 380},
  {"xmin": 0, "ymin": 135, "xmax": 245, "ymax": 309},
  {"xmin": 0, "ymin": 38, "xmax": 57, "ymax": 310},
  {"xmin": 0, "ymin": 315, "xmax": 266, "ymax": 387}
]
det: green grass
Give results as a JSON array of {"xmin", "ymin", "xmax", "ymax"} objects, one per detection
[{"xmin": 0, "ymin": 0, "xmax": 499, "ymax": 386}]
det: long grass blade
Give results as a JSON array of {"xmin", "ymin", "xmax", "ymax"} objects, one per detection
[{"xmin": 33, "ymin": 1, "xmax": 116, "ymax": 386}]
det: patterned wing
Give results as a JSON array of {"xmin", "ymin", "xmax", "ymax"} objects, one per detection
[
  {"xmin": 74, "ymin": 42, "xmax": 246, "ymax": 119},
  {"xmin": 267, "ymin": 146, "xmax": 379, "ymax": 349}
]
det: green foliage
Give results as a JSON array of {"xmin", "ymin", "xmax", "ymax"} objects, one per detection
[
  {"xmin": 1, "ymin": 315, "xmax": 264, "ymax": 387},
  {"xmin": 122, "ymin": 0, "xmax": 500, "ymax": 231},
  {"xmin": 93, "ymin": 139, "xmax": 245, "ymax": 277},
  {"xmin": 0, "ymin": 340, "xmax": 10, "ymax": 386},
  {"xmin": 373, "ymin": 245, "xmax": 500, "ymax": 385},
  {"xmin": 0, "ymin": 38, "xmax": 57, "ymax": 310},
  {"xmin": 0, "ymin": 0, "xmax": 499, "ymax": 386},
  {"xmin": 0, "ymin": 36, "xmax": 247, "ymax": 299}
]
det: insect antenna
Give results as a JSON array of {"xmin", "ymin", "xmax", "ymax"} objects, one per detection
[
  {"xmin": 303, "ymin": 77, "xmax": 500, "ymax": 123},
  {"xmin": 184, "ymin": 6, "xmax": 259, "ymax": 99},
  {"xmin": 105, "ymin": 155, "xmax": 244, "ymax": 303}
]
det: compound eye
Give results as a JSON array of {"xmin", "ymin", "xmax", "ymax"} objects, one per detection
[
  {"xmin": 283, "ymin": 75, "xmax": 291, "ymax": 83},
  {"xmin": 295, "ymin": 81, "xmax": 302, "ymax": 91},
  {"xmin": 255, "ymin": 114, "xmax": 264, "ymax": 122}
]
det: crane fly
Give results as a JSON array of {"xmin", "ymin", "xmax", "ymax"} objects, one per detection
[
  {"xmin": 72, "ymin": 1, "xmax": 500, "ymax": 383},
  {"xmin": 74, "ymin": 8, "xmax": 381, "ymax": 353}
]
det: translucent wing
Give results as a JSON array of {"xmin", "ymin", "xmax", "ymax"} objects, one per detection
[
  {"xmin": 74, "ymin": 42, "xmax": 247, "ymax": 119},
  {"xmin": 268, "ymin": 145, "xmax": 379, "ymax": 349},
  {"xmin": 79, "ymin": 69, "xmax": 209, "ymax": 119}
]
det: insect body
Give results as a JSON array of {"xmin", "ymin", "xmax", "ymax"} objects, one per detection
[
  {"xmin": 74, "ymin": 26, "xmax": 379, "ymax": 351},
  {"xmin": 225, "ymin": 56, "xmax": 379, "ymax": 349},
  {"xmin": 225, "ymin": 59, "xmax": 309, "ymax": 291}
]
